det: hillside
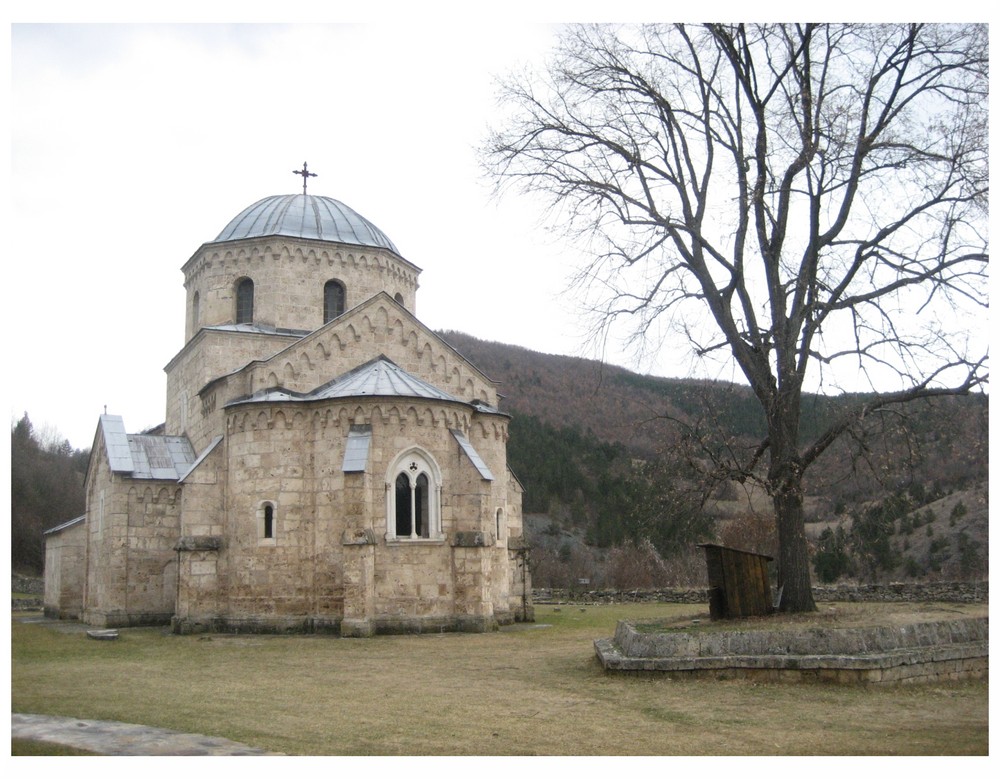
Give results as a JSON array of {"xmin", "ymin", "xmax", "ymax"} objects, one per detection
[{"xmin": 438, "ymin": 330, "xmax": 989, "ymax": 587}]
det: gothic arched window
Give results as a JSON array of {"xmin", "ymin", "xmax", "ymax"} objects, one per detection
[
  {"xmin": 324, "ymin": 280, "xmax": 346, "ymax": 323},
  {"xmin": 386, "ymin": 450, "xmax": 442, "ymax": 541},
  {"xmin": 235, "ymin": 277, "xmax": 254, "ymax": 324}
]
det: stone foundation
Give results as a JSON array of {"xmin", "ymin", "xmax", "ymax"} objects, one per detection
[
  {"xmin": 171, "ymin": 612, "xmax": 500, "ymax": 636},
  {"xmin": 84, "ymin": 610, "xmax": 174, "ymax": 629},
  {"xmin": 594, "ymin": 616, "xmax": 988, "ymax": 684}
]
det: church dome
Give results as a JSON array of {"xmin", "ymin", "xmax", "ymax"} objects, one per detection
[{"xmin": 214, "ymin": 194, "xmax": 399, "ymax": 254}]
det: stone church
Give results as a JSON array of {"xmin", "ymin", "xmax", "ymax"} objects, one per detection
[{"xmin": 44, "ymin": 171, "xmax": 533, "ymax": 636}]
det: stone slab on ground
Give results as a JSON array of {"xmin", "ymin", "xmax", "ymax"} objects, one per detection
[{"xmin": 12, "ymin": 713, "xmax": 283, "ymax": 756}]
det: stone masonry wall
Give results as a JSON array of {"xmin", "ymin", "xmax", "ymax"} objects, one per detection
[
  {"xmin": 183, "ymin": 239, "xmax": 419, "ymax": 340},
  {"xmin": 535, "ymin": 581, "xmax": 987, "ymax": 605}
]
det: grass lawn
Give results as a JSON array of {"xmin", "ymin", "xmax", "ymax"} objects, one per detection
[{"xmin": 10, "ymin": 603, "xmax": 988, "ymax": 756}]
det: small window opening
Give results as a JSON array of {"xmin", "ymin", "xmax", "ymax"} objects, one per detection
[
  {"xmin": 236, "ymin": 278, "xmax": 254, "ymax": 324},
  {"xmin": 324, "ymin": 280, "xmax": 346, "ymax": 323},
  {"xmin": 263, "ymin": 504, "xmax": 274, "ymax": 539}
]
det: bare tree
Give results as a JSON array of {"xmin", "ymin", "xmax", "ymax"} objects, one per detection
[{"xmin": 482, "ymin": 23, "xmax": 988, "ymax": 612}]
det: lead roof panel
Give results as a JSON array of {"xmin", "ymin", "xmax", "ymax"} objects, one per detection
[
  {"xmin": 101, "ymin": 415, "xmax": 135, "ymax": 473},
  {"xmin": 451, "ymin": 429, "xmax": 495, "ymax": 481},
  {"xmin": 342, "ymin": 425, "xmax": 373, "ymax": 473}
]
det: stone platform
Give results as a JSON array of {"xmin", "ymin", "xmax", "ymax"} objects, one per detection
[{"xmin": 594, "ymin": 616, "xmax": 988, "ymax": 684}]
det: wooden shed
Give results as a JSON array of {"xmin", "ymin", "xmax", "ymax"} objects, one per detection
[{"xmin": 698, "ymin": 543, "xmax": 774, "ymax": 620}]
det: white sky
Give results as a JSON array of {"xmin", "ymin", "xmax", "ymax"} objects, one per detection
[
  {"xmin": 6, "ymin": 3, "xmax": 993, "ymax": 451},
  {"xmin": 7, "ymin": 16, "xmax": 584, "ymax": 450}
]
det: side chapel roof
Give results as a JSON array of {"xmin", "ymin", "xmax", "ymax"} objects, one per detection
[{"xmin": 99, "ymin": 414, "xmax": 197, "ymax": 480}]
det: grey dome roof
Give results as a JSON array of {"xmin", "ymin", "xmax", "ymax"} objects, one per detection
[{"xmin": 214, "ymin": 194, "xmax": 399, "ymax": 254}]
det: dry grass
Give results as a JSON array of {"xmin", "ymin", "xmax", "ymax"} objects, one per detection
[{"xmin": 11, "ymin": 603, "xmax": 988, "ymax": 756}]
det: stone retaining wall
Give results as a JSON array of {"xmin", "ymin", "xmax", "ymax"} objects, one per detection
[
  {"xmin": 12, "ymin": 574, "xmax": 44, "ymax": 612},
  {"xmin": 535, "ymin": 580, "xmax": 987, "ymax": 605},
  {"xmin": 595, "ymin": 616, "xmax": 988, "ymax": 684}
]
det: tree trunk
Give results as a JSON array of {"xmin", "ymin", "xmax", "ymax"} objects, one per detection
[{"xmin": 772, "ymin": 466, "xmax": 817, "ymax": 613}]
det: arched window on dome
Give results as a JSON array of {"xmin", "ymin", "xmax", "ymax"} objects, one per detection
[
  {"xmin": 386, "ymin": 449, "xmax": 442, "ymax": 541},
  {"xmin": 235, "ymin": 277, "xmax": 254, "ymax": 324},
  {"xmin": 324, "ymin": 280, "xmax": 346, "ymax": 323}
]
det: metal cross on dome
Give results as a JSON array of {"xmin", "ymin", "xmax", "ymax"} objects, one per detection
[{"xmin": 293, "ymin": 162, "xmax": 317, "ymax": 195}]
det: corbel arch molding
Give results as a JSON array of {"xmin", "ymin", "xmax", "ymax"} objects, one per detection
[
  {"xmin": 155, "ymin": 485, "xmax": 180, "ymax": 505},
  {"xmin": 313, "ymin": 339, "xmax": 331, "ymax": 360},
  {"xmin": 227, "ymin": 411, "xmax": 243, "ymax": 434},
  {"xmin": 419, "ymin": 407, "xmax": 436, "ymax": 427},
  {"xmin": 276, "ymin": 243, "xmax": 296, "ymax": 263}
]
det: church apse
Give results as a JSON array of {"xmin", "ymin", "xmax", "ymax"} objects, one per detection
[{"xmin": 45, "ymin": 170, "xmax": 531, "ymax": 635}]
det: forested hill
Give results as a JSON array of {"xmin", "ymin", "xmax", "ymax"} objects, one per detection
[{"xmin": 438, "ymin": 329, "xmax": 989, "ymax": 515}]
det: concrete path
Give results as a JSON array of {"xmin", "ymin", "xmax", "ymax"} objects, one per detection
[{"xmin": 12, "ymin": 713, "xmax": 283, "ymax": 756}]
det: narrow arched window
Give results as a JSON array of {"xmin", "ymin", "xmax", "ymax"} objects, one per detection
[
  {"xmin": 236, "ymin": 277, "xmax": 254, "ymax": 324},
  {"xmin": 191, "ymin": 291, "xmax": 200, "ymax": 335},
  {"xmin": 395, "ymin": 473, "xmax": 412, "ymax": 537},
  {"xmin": 324, "ymin": 280, "xmax": 346, "ymax": 323},
  {"xmin": 415, "ymin": 473, "xmax": 429, "ymax": 538},
  {"xmin": 394, "ymin": 292, "xmax": 404, "ymax": 306},
  {"xmin": 257, "ymin": 500, "xmax": 277, "ymax": 545}
]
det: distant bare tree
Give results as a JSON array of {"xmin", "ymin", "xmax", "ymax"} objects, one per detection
[{"xmin": 483, "ymin": 24, "xmax": 988, "ymax": 611}]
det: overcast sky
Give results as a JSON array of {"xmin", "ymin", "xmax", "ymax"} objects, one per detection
[
  {"xmin": 7, "ymin": 5, "xmax": 992, "ymax": 451},
  {"xmin": 8, "ymin": 19, "xmax": 593, "ymax": 449}
]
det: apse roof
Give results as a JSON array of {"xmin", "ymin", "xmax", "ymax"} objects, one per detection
[
  {"xmin": 229, "ymin": 356, "xmax": 462, "ymax": 406},
  {"xmin": 214, "ymin": 194, "xmax": 400, "ymax": 254}
]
